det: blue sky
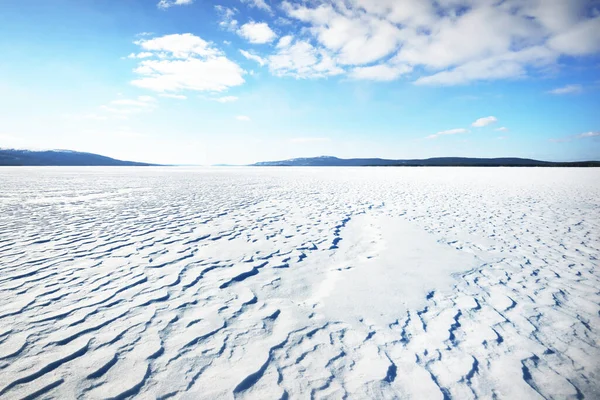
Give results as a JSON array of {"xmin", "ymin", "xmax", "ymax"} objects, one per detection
[{"xmin": 1, "ymin": 0, "xmax": 599, "ymax": 164}]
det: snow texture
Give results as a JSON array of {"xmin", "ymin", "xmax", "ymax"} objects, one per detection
[{"xmin": 0, "ymin": 166, "xmax": 599, "ymax": 399}]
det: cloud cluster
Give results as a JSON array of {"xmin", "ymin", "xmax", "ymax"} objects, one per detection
[
  {"xmin": 157, "ymin": 0, "xmax": 193, "ymax": 10},
  {"xmin": 241, "ymin": 0, "xmax": 272, "ymax": 13},
  {"xmin": 229, "ymin": 0, "xmax": 600, "ymax": 84},
  {"xmin": 237, "ymin": 22, "xmax": 277, "ymax": 44},
  {"xmin": 429, "ymin": 116, "xmax": 503, "ymax": 139},
  {"xmin": 267, "ymin": 37, "xmax": 344, "ymax": 78},
  {"xmin": 215, "ymin": 6, "xmax": 239, "ymax": 31},
  {"xmin": 240, "ymin": 50, "xmax": 267, "ymax": 66},
  {"xmin": 130, "ymin": 34, "xmax": 245, "ymax": 93}
]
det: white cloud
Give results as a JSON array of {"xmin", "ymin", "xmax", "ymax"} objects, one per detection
[
  {"xmin": 548, "ymin": 16, "xmax": 600, "ymax": 56},
  {"xmin": 238, "ymin": 22, "xmax": 277, "ymax": 44},
  {"xmin": 276, "ymin": 35, "xmax": 293, "ymax": 49},
  {"xmin": 290, "ymin": 137, "xmax": 330, "ymax": 143},
  {"xmin": 236, "ymin": 115, "xmax": 251, "ymax": 121},
  {"xmin": 215, "ymin": 6, "xmax": 238, "ymax": 31},
  {"xmin": 240, "ymin": 50, "xmax": 267, "ymax": 66},
  {"xmin": 472, "ymin": 116, "xmax": 498, "ymax": 128},
  {"xmin": 241, "ymin": 0, "xmax": 271, "ymax": 13},
  {"xmin": 132, "ymin": 58, "xmax": 245, "ymax": 92},
  {"xmin": 135, "ymin": 33, "xmax": 219, "ymax": 59},
  {"xmin": 413, "ymin": 46, "xmax": 557, "ymax": 85},
  {"xmin": 426, "ymin": 128, "xmax": 469, "ymax": 139},
  {"xmin": 214, "ymin": 96, "xmax": 239, "ymax": 103},
  {"xmin": 283, "ymin": 2, "xmax": 402, "ymax": 66},
  {"xmin": 130, "ymin": 34, "xmax": 245, "ymax": 93},
  {"xmin": 547, "ymin": 84, "xmax": 583, "ymax": 95},
  {"xmin": 139, "ymin": 1, "xmax": 600, "ymax": 85},
  {"xmin": 495, "ymin": 127, "xmax": 509, "ymax": 132},
  {"xmin": 349, "ymin": 64, "xmax": 412, "ymax": 81},
  {"xmin": 268, "ymin": 39, "xmax": 343, "ymax": 78},
  {"xmin": 157, "ymin": 0, "xmax": 193, "ymax": 9},
  {"xmin": 266, "ymin": 0, "xmax": 600, "ymax": 85}
]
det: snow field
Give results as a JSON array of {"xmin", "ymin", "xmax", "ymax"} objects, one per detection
[{"xmin": 0, "ymin": 167, "xmax": 598, "ymax": 399}]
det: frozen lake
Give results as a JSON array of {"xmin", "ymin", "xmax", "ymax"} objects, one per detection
[{"xmin": 0, "ymin": 167, "xmax": 599, "ymax": 399}]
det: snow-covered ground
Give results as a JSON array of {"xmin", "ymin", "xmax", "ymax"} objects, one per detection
[{"xmin": 0, "ymin": 167, "xmax": 599, "ymax": 399}]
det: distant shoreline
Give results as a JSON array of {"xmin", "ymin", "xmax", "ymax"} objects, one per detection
[
  {"xmin": 2, "ymin": 149, "xmax": 598, "ymax": 167},
  {"xmin": 252, "ymin": 156, "xmax": 600, "ymax": 168}
]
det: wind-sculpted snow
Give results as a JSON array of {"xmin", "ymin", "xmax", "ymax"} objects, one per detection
[{"xmin": 0, "ymin": 167, "xmax": 599, "ymax": 399}]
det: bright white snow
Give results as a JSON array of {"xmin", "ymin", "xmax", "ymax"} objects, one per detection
[{"xmin": 0, "ymin": 166, "xmax": 598, "ymax": 399}]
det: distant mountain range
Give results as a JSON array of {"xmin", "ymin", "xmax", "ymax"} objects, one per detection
[
  {"xmin": 2, "ymin": 150, "xmax": 598, "ymax": 167},
  {"xmin": 252, "ymin": 156, "xmax": 600, "ymax": 167},
  {"xmin": 0, "ymin": 149, "xmax": 157, "ymax": 166}
]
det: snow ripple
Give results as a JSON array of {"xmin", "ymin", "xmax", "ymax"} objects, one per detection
[{"xmin": 0, "ymin": 167, "xmax": 598, "ymax": 399}]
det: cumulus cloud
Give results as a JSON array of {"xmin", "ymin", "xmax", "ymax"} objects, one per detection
[
  {"xmin": 547, "ymin": 84, "xmax": 583, "ymax": 95},
  {"xmin": 268, "ymin": 39, "xmax": 343, "ymax": 78},
  {"xmin": 240, "ymin": 37, "xmax": 342, "ymax": 78},
  {"xmin": 548, "ymin": 16, "xmax": 600, "ymax": 56},
  {"xmin": 426, "ymin": 128, "xmax": 469, "ymax": 139},
  {"xmin": 413, "ymin": 46, "xmax": 557, "ymax": 85},
  {"xmin": 276, "ymin": 35, "xmax": 293, "ymax": 48},
  {"xmin": 495, "ymin": 127, "xmax": 509, "ymax": 132},
  {"xmin": 238, "ymin": 22, "xmax": 277, "ymax": 44},
  {"xmin": 132, "ymin": 58, "xmax": 245, "ymax": 92},
  {"xmin": 240, "ymin": 50, "xmax": 267, "ymax": 66},
  {"xmin": 215, "ymin": 6, "xmax": 238, "ymax": 31},
  {"xmin": 130, "ymin": 34, "xmax": 245, "ymax": 93},
  {"xmin": 236, "ymin": 115, "xmax": 251, "ymax": 121},
  {"xmin": 224, "ymin": 0, "xmax": 600, "ymax": 85},
  {"xmin": 241, "ymin": 0, "xmax": 271, "ymax": 13},
  {"xmin": 282, "ymin": 2, "xmax": 402, "ymax": 66},
  {"xmin": 135, "ymin": 34, "xmax": 219, "ymax": 59},
  {"xmin": 157, "ymin": 0, "xmax": 193, "ymax": 9},
  {"xmin": 472, "ymin": 116, "xmax": 498, "ymax": 128}
]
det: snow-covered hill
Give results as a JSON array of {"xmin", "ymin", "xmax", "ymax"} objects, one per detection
[{"xmin": 0, "ymin": 149, "xmax": 156, "ymax": 166}]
